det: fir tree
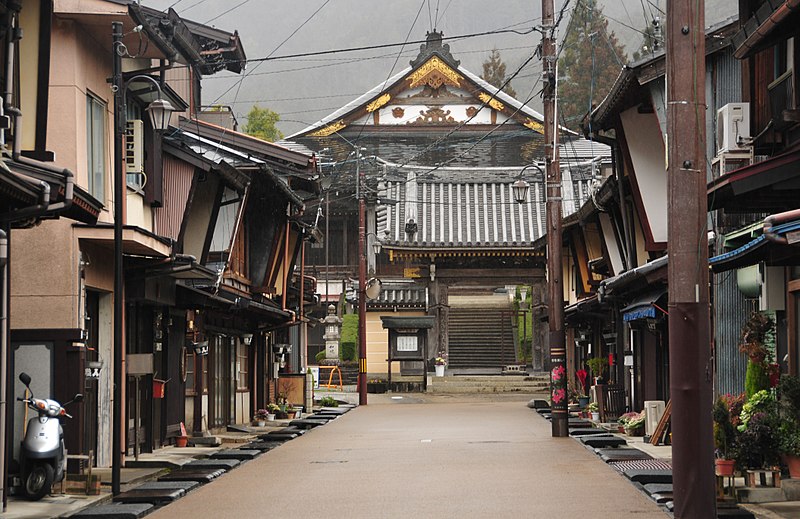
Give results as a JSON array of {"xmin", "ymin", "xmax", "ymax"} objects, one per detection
[
  {"xmin": 481, "ymin": 48, "xmax": 517, "ymax": 98},
  {"xmin": 243, "ymin": 105, "xmax": 283, "ymax": 142},
  {"xmin": 558, "ymin": 0, "xmax": 626, "ymax": 130}
]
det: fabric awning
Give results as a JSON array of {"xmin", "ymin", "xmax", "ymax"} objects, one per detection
[{"xmin": 622, "ymin": 289, "xmax": 667, "ymax": 322}]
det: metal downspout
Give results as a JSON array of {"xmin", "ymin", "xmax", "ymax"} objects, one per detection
[
  {"xmin": 764, "ymin": 208, "xmax": 800, "ymax": 244},
  {"xmin": 0, "ymin": 229, "xmax": 7, "ymax": 510}
]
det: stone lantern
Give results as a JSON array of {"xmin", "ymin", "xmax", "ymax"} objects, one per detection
[{"xmin": 321, "ymin": 304, "xmax": 343, "ymax": 360}]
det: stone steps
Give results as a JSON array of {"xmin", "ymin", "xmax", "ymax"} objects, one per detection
[
  {"xmin": 428, "ymin": 375, "xmax": 550, "ymax": 394},
  {"xmin": 448, "ymin": 306, "xmax": 517, "ymax": 368}
]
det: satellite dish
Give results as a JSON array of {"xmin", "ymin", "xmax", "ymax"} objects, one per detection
[{"xmin": 365, "ymin": 278, "xmax": 382, "ymax": 300}]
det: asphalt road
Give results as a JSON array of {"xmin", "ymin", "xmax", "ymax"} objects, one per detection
[{"xmin": 149, "ymin": 394, "xmax": 666, "ymax": 518}]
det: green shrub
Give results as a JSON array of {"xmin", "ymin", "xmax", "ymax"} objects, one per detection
[
  {"xmin": 315, "ymin": 350, "xmax": 326, "ymax": 363},
  {"xmin": 340, "ymin": 314, "xmax": 358, "ymax": 362},
  {"xmin": 745, "ymin": 361, "xmax": 770, "ymax": 399},
  {"xmin": 318, "ymin": 396, "xmax": 339, "ymax": 407}
]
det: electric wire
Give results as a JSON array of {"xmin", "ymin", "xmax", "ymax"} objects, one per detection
[{"xmin": 203, "ymin": 0, "xmax": 252, "ymax": 25}]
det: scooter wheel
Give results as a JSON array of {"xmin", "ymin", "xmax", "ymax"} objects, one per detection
[{"xmin": 24, "ymin": 462, "xmax": 54, "ymax": 500}]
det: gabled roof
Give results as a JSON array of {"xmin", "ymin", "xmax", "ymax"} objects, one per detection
[{"xmin": 288, "ymin": 31, "xmax": 549, "ymax": 140}]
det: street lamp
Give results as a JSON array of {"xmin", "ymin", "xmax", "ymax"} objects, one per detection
[
  {"xmin": 111, "ymin": 21, "xmax": 175, "ymax": 496},
  {"xmin": 513, "ymin": 160, "xmax": 567, "ymax": 436}
]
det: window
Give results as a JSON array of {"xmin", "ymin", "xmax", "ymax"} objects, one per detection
[
  {"xmin": 236, "ymin": 341, "xmax": 249, "ymax": 390},
  {"xmin": 86, "ymin": 94, "xmax": 107, "ymax": 202}
]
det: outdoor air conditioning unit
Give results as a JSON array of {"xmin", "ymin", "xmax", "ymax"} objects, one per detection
[
  {"xmin": 716, "ymin": 103, "xmax": 750, "ymax": 154},
  {"xmin": 126, "ymin": 119, "xmax": 144, "ymax": 174},
  {"xmin": 644, "ymin": 400, "xmax": 666, "ymax": 436}
]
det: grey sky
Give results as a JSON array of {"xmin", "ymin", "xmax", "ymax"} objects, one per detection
[{"xmin": 143, "ymin": 0, "xmax": 732, "ymax": 136}]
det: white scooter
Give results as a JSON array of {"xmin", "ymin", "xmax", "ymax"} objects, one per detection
[{"xmin": 16, "ymin": 372, "xmax": 83, "ymax": 500}]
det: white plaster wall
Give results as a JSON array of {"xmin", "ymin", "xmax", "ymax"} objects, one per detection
[{"xmin": 620, "ymin": 106, "xmax": 668, "ymax": 244}]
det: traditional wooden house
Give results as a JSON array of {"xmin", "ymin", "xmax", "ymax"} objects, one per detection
[
  {"xmin": 5, "ymin": 0, "xmax": 250, "ymax": 474},
  {"xmin": 162, "ymin": 118, "xmax": 318, "ymax": 434},
  {"xmin": 583, "ymin": 16, "xmax": 747, "ymax": 411},
  {"xmin": 708, "ymin": 0, "xmax": 800, "ymax": 385},
  {"xmin": 287, "ymin": 31, "xmax": 610, "ymax": 377}
]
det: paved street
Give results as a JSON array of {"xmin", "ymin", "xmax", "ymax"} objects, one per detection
[{"xmin": 149, "ymin": 394, "xmax": 666, "ymax": 518}]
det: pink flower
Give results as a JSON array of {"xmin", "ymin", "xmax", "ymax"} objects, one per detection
[
  {"xmin": 552, "ymin": 388, "xmax": 566, "ymax": 403},
  {"xmin": 551, "ymin": 365, "xmax": 565, "ymax": 381}
]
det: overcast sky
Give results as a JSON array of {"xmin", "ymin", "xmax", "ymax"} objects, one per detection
[{"xmin": 143, "ymin": 0, "xmax": 731, "ymax": 136}]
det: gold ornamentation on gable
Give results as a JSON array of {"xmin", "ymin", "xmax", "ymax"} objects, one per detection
[
  {"xmin": 366, "ymin": 93, "xmax": 391, "ymax": 113},
  {"xmin": 392, "ymin": 107, "xmax": 405, "ymax": 118},
  {"xmin": 407, "ymin": 107, "xmax": 455, "ymax": 125},
  {"xmin": 478, "ymin": 92, "xmax": 504, "ymax": 112},
  {"xmin": 407, "ymin": 56, "xmax": 463, "ymax": 89},
  {"xmin": 524, "ymin": 119, "xmax": 545, "ymax": 133},
  {"xmin": 309, "ymin": 120, "xmax": 346, "ymax": 137}
]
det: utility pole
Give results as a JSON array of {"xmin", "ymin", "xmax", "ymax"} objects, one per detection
[
  {"xmin": 666, "ymin": 1, "xmax": 716, "ymax": 517},
  {"xmin": 357, "ymin": 148, "xmax": 367, "ymax": 405},
  {"xmin": 542, "ymin": 0, "xmax": 566, "ymax": 437}
]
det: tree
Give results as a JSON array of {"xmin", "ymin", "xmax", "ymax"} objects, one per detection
[
  {"xmin": 243, "ymin": 105, "xmax": 283, "ymax": 142},
  {"xmin": 558, "ymin": 0, "xmax": 626, "ymax": 130},
  {"xmin": 481, "ymin": 48, "xmax": 517, "ymax": 99}
]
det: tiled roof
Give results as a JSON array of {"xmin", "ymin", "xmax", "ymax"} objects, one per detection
[{"xmin": 377, "ymin": 163, "xmax": 595, "ymax": 249}]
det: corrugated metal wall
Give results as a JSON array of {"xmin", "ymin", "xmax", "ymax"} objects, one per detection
[
  {"xmin": 154, "ymin": 156, "xmax": 194, "ymax": 241},
  {"xmin": 714, "ymin": 271, "xmax": 754, "ymax": 396},
  {"xmin": 707, "ymin": 47, "xmax": 742, "ymax": 163}
]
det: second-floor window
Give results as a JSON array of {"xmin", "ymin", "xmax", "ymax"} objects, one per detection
[{"xmin": 86, "ymin": 94, "xmax": 106, "ymax": 202}]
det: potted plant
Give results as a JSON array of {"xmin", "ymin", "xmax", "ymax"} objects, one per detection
[
  {"xmin": 739, "ymin": 311, "xmax": 774, "ymax": 398},
  {"xmin": 318, "ymin": 396, "xmax": 339, "ymax": 408},
  {"xmin": 777, "ymin": 375, "xmax": 800, "ymax": 477},
  {"xmin": 253, "ymin": 408, "xmax": 269, "ymax": 426},
  {"xmin": 586, "ymin": 356, "xmax": 609, "ymax": 385},
  {"xmin": 733, "ymin": 390, "xmax": 781, "ymax": 471},
  {"xmin": 618, "ymin": 411, "xmax": 645, "ymax": 436},
  {"xmin": 434, "ymin": 353, "xmax": 447, "ymax": 377},
  {"xmin": 586, "ymin": 401, "xmax": 599, "ymax": 421},
  {"xmin": 712, "ymin": 396, "xmax": 737, "ymax": 476},
  {"xmin": 267, "ymin": 403, "xmax": 280, "ymax": 421},
  {"xmin": 367, "ymin": 378, "xmax": 388, "ymax": 393},
  {"xmin": 575, "ymin": 369, "xmax": 589, "ymax": 408}
]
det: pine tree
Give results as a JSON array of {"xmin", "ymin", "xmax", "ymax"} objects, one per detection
[
  {"xmin": 558, "ymin": 0, "xmax": 626, "ymax": 130},
  {"xmin": 481, "ymin": 48, "xmax": 517, "ymax": 98},
  {"xmin": 243, "ymin": 105, "xmax": 283, "ymax": 142}
]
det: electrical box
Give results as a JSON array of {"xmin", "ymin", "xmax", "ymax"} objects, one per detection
[
  {"xmin": 716, "ymin": 103, "xmax": 750, "ymax": 153},
  {"xmin": 644, "ymin": 400, "xmax": 666, "ymax": 436}
]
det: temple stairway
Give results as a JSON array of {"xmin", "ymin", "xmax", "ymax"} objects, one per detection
[{"xmin": 447, "ymin": 305, "xmax": 517, "ymax": 370}]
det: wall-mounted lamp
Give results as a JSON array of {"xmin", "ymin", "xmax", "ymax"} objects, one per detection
[{"xmin": 242, "ymin": 333, "xmax": 254, "ymax": 346}]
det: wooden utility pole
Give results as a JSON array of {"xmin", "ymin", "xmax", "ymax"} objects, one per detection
[
  {"xmin": 542, "ymin": 0, "xmax": 566, "ymax": 437},
  {"xmin": 357, "ymin": 148, "xmax": 368, "ymax": 405},
  {"xmin": 666, "ymin": 1, "xmax": 716, "ymax": 517}
]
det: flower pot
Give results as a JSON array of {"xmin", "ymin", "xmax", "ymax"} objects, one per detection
[
  {"xmin": 783, "ymin": 454, "xmax": 800, "ymax": 478},
  {"xmin": 435, "ymin": 364, "xmax": 445, "ymax": 377},
  {"xmin": 590, "ymin": 412, "xmax": 600, "ymax": 421},
  {"xmin": 578, "ymin": 396, "xmax": 589, "ymax": 408},
  {"xmin": 175, "ymin": 435, "xmax": 188, "ymax": 448},
  {"xmin": 255, "ymin": 420, "xmax": 266, "ymax": 427},
  {"xmin": 715, "ymin": 458, "xmax": 736, "ymax": 477},
  {"xmin": 267, "ymin": 413, "xmax": 275, "ymax": 421}
]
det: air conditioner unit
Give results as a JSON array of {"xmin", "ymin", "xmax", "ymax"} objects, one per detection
[
  {"xmin": 644, "ymin": 400, "xmax": 665, "ymax": 436},
  {"xmin": 716, "ymin": 103, "xmax": 750, "ymax": 153},
  {"xmin": 125, "ymin": 119, "xmax": 144, "ymax": 174}
]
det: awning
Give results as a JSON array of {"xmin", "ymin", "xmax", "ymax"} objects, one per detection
[
  {"xmin": 707, "ymin": 146, "xmax": 800, "ymax": 214},
  {"xmin": 709, "ymin": 218, "xmax": 800, "ymax": 272},
  {"xmin": 622, "ymin": 289, "xmax": 667, "ymax": 322},
  {"xmin": 74, "ymin": 224, "xmax": 172, "ymax": 257}
]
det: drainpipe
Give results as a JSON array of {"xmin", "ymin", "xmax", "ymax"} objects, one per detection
[
  {"xmin": 763, "ymin": 208, "xmax": 800, "ymax": 244},
  {"xmin": 0, "ymin": 229, "xmax": 7, "ymax": 510}
]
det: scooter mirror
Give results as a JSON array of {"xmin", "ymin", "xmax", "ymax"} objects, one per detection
[
  {"xmin": 72, "ymin": 394, "xmax": 84, "ymax": 403},
  {"xmin": 18, "ymin": 372, "xmax": 31, "ymax": 387}
]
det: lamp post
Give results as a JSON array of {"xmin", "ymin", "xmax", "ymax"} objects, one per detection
[
  {"xmin": 513, "ymin": 157, "xmax": 566, "ymax": 437},
  {"xmin": 111, "ymin": 21, "xmax": 175, "ymax": 496}
]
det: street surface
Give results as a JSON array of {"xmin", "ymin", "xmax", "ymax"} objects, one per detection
[{"xmin": 149, "ymin": 394, "xmax": 666, "ymax": 518}]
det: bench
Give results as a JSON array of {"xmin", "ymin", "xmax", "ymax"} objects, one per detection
[{"xmin": 745, "ymin": 469, "xmax": 781, "ymax": 488}]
